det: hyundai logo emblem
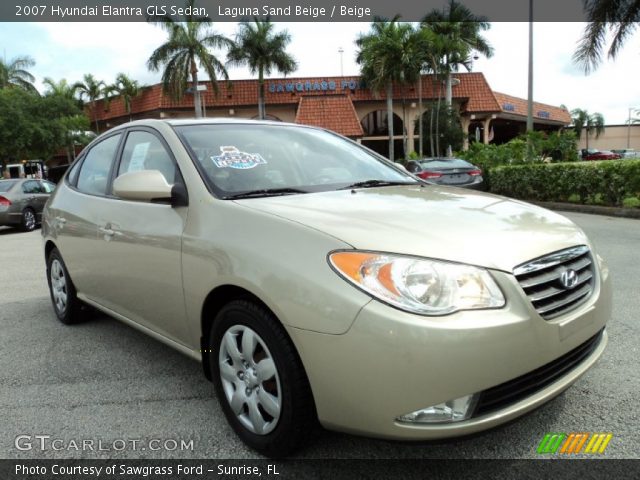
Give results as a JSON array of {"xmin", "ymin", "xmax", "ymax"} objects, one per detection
[{"xmin": 560, "ymin": 269, "xmax": 579, "ymax": 289}]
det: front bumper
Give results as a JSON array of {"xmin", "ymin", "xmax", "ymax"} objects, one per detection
[{"xmin": 287, "ymin": 265, "xmax": 611, "ymax": 440}]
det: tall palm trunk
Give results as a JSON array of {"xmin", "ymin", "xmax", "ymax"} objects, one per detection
[
  {"xmin": 258, "ymin": 67, "xmax": 265, "ymax": 120},
  {"xmin": 191, "ymin": 60, "xmax": 202, "ymax": 118},
  {"xmin": 429, "ymin": 107, "xmax": 435, "ymax": 157},
  {"xmin": 401, "ymin": 94, "xmax": 407, "ymax": 158},
  {"xmin": 418, "ymin": 75, "xmax": 423, "ymax": 157},
  {"xmin": 435, "ymin": 78, "xmax": 443, "ymax": 157},
  {"xmin": 585, "ymin": 128, "xmax": 589, "ymax": 151},
  {"xmin": 386, "ymin": 82, "xmax": 394, "ymax": 161}
]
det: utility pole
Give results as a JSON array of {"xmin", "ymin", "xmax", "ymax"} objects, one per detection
[{"xmin": 338, "ymin": 47, "xmax": 344, "ymax": 76}]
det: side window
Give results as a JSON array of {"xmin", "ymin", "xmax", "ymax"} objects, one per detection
[
  {"xmin": 22, "ymin": 181, "xmax": 40, "ymax": 194},
  {"xmin": 118, "ymin": 131, "xmax": 176, "ymax": 184},
  {"xmin": 76, "ymin": 134, "xmax": 122, "ymax": 196},
  {"xmin": 41, "ymin": 181, "xmax": 56, "ymax": 193},
  {"xmin": 66, "ymin": 159, "xmax": 82, "ymax": 186}
]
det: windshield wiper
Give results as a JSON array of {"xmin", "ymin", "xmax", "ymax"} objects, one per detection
[
  {"xmin": 224, "ymin": 187, "xmax": 309, "ymax": 199},
  {"xmin": 338, "ymin": 179, "xmax": 417, "ymax": 190}
]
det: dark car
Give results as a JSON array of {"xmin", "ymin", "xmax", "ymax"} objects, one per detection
[
  {"xmin": 406, "ymin": 158, "xmax": 484, "ymax": 189},
  {"xmin": 581, "ymin": 149, "xmax": 622, "ymax": 160},
  {"xmin": 0, "ymin": 178, "xmax": 56, "ymax": 231}
]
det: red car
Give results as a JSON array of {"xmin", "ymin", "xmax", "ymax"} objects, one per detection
[{"xmin": 581, "ymin": 149, "xmax": 622, "ymax": 160}]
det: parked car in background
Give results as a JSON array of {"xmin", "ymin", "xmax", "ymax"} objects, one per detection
[
  {"xmin": 43, "ymin": 119, "xmax": 610, "ymax": 456},
  {"xmin": 0, "ymin": 179, "xmax": 56, "ymax": 231},
  {"xmin": 611, "ymin": 149, "xmax": 638, "ymax": 159},
  {"xmin": 406, "ymin": 158, "xmax": 484, "ymax": 189},
  {"xmin": 581, "ymin": 149, "xmax": 622, "ymax": 160}
]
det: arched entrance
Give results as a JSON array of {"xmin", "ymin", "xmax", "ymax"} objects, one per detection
[{"xmin": 360, "ymin": 110, "xmax": 405, "ymax": 159}]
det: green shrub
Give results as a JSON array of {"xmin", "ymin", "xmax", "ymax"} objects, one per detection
[
  {"xmin": 489, "ymin": 159, "xmax": 640, "ymax": 207},
  {"xmin": 622, "ymin": 197, "xmax": 640, "ymax": 208}
]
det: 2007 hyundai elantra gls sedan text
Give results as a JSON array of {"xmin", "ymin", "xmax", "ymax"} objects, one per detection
[{"xmin": 42, "ymin": 119, "xmax": 610, "ymax": 457}]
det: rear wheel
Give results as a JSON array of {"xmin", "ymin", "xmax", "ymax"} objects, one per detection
[
  {"xmin": 46, "ymin": 248, "xmax": 87, "ymax": 325},
  {"xmin": 209, "ymin": 300, "xmax": 316, "ymax": 457},
  {"xmin": 21, "ymin": 208, "xmax": 36, "ymax": 232}
]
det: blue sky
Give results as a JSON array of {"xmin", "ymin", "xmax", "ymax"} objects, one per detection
[{"xmin": 1, "ymin": 22, "xmax": 639, "ymax": 123}]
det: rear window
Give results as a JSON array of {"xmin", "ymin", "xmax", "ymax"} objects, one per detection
[
  {"xmin": 0, "ymin": 180, "xmax": 17, "ymax": 192},
  {"xmin": 418, "ymin": 159, "xmax": 472, "ymax": 169}
]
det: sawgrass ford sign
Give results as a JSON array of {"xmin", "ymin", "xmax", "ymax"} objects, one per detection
[{"xmin": 269, "ymin": 78, "xmax": 363, "ymax": 93}]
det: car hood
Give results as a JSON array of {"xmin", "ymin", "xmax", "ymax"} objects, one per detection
[{"xmin": 236, "ymin": 185, "xmax": 589, "ymax": 272}]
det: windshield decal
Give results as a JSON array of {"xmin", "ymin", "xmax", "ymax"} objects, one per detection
[{"xmin": 211, "ymin": 146, "xmax": 267, "ymax": 170}]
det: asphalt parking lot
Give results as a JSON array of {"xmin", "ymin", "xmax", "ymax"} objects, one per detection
[{"xmin": 1, "ymin": 211, "xmax": 638, "ymax": 460}]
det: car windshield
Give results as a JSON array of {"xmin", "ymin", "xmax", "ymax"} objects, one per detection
[
  {"xmin": 0, "ymin": 180, "xmax": 18, "ymax": 192},
  {"xmin": 174, "ymin": 124, "xmax": 417, "ymax": 198},
  {"xmin": 418, "ymin": 159, "xmax": 472, "ymax": 169}
]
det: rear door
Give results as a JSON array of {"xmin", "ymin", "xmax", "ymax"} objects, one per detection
[
  {"xmin": 52, "ymin": 132, "xmax": 123, "ymax": 301},
  {"xmin": 94, "ymin": 128, "xmax": 190, "ymax": 345}
]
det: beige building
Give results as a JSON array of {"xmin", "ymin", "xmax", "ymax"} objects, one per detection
[{"xmin": 575, "ymin": 124, "xmax": 640, "ymax": 151}]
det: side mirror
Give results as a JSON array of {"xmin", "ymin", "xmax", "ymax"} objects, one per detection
[{"xmin": 113, "ymin": 170, "xmax": 173, "ymax": 203}]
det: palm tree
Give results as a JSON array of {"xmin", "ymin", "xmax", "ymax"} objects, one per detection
[
  {"xmin": 112, "ymin": 73, "xmax": 142, "ymax": 122},
  {"xmin": 74, "ymin": 74, "xmax": 107, "ymax": 133},
  {"xmin": 573, "ymin": 1, "xmax": 640, "ymax": 73},
  {"xmin": 147, "ymin": 0, "xmax": 232, "ymax": 118},
  {"xmin": 396, "ymin": 26, "xmax": 428, "ymax": 156},
  {"xmin": 356, "ymin": 17, "xmax": 415, "ymax": 161},
  {"xmin": 42, "ymin": 78, "xmax": 79, "ymax": 100},
  {"xmin": 227, "ymin": 18, "xmax": 297, "ymax": 120},
  {"xmin": 422, "ymin": 0, "xmax": 494, "ymax": 157},
  {"xmin": 421, "ymin": 0, "xmax": 493, "ymax": 107},
  {"xmin": 0, "ymin": 55, "xmax": 38, "ymax": 93},
  {"xmin": 571, "ymin": 108, "xmax": 605, "ymax": 151}
]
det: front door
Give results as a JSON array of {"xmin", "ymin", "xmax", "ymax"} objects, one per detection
[{"xmin": 94, "ymin": 129, "xmax": 190, "ymax": 346}]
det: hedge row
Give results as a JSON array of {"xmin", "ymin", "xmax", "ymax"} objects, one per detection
[{"xmin": 489, "ymin": 160, "xmax": 640, "ymax": 207}]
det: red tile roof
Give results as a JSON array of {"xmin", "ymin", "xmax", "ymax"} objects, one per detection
[
  {"xmin": 294, "ymin": 95, "xmax": 364, "ymax": 137},
  {"xmin": 493, "ymin": 92, "xmax": 571, "ymax": 124},
  {"xmin": 92, "ymin": 73, "xmax": 569, "ymax": 127}
]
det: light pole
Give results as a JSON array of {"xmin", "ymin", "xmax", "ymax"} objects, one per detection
[
  {"xmin": 526, "ymin": 0, "xmax": 534, "ymax": 162},
  {"xmin": 338, "ymin": 47, "xmax": 344, "ymax": 76}
]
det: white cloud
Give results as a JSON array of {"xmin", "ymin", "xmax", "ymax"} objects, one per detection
[{"xmin": 8, "ymin": 21, "xmax": 640, "ymax": 123}]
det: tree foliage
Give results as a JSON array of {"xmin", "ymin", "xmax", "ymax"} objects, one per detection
[
  {"xmin": 0, "ymin": 55, "xmax": 38, "ymax": 93},
  {"xmin": 0, "ymin": 87, "xmax": 88, "ymax": 165},
  {"xmin": 227, "ymin": 18, "xmax": 297, "ymax": 120},
  {"xmin": 573, "ymin": 0, "xmax": 640, "ymax": 73},
  {"xmin": 147, "ymin": 0, "xmax": 232, "ymax": 117}
]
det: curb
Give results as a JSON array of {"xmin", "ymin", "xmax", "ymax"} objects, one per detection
[{"xmin": 531, "ymin": 201, "xmax": 640, "ymax": 219}]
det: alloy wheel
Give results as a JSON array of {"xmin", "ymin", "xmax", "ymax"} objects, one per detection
[
  {"xmin": 50, "ymin": 259, "xmax": 68, "ymax": 314},
  {"xmin": 218, "ymin": 325, "xmax": 282, "ymax": 435},
  {"xmin": 24, "ymin": 210, "xmax": 36, "ymax": 230}
]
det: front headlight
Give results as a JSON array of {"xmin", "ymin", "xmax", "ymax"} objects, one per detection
[{"xmin": 329, "ymin": 251, "xmax": 505, "ymax": 315}]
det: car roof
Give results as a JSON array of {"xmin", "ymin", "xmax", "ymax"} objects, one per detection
[{"xmin": 111, "ymin": 117, "xmax": 306, "ymax": 129}]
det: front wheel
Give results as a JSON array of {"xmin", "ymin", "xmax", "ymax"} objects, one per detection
[{"xmin": 209, "ymin": 300, "xmax": 316, "ymax": 457}]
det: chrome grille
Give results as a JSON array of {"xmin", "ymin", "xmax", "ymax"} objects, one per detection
[{"xmin": 514, "ymin": 245, "xmax": 595, "ymax": 320}]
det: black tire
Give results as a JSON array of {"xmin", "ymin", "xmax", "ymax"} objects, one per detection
[
  {"xmin": 21, "ymin": 208, "xmax": 37, "ymax": 232},
  {"xmin": 46, "ymin": 248, "xmax": 86, "ymax": 325},
  {"xmin": 209, "ymin": 300, "xmax": 317, "ymax": 457}
]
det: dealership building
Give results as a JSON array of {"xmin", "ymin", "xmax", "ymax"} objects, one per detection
[{"xmin": 91, "ymin": 72, "xmax": 571, "ymax": 159}]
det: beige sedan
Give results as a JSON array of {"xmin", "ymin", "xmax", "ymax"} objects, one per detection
[{"xmin": 42, "ymin": 119, "xmax": 610, "ymax": 457}]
